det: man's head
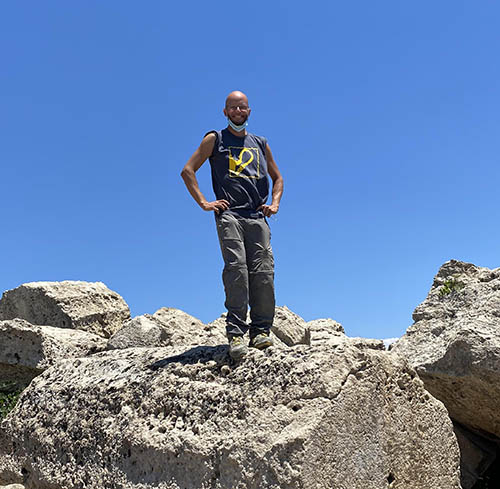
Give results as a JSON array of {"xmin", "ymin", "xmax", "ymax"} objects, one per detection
[{"xmin": 224, "ymin": 91, "xmax": 251, "ymax": 128}]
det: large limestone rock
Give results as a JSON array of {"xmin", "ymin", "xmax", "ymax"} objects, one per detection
[
  {"xmin": 108, "ymin": 308, "xmax": 227, "ymax": 350},
  {"xmin": 0, "ymin": 319, "xmax": 107, "ymax": 390},
  {"xmin": 0, "ymin": 344, "xmax": 461, "ymax": 488},
  {"xmin": 0, "ymin": 281, "xmax": 130, "ymax": 338},
  {"xmin": 391, "ymin": 260, "xmax": 500, "ymax": 438}
]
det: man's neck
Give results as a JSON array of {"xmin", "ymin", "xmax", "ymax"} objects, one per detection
[{"xmin": 227, "ymin": 125, "xmax": 247, "ymax": 138}]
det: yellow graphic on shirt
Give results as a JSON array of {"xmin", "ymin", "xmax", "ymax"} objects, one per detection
[{"xmin": 228, "ymin": 146, "xmax": 260, "ymax": 178}]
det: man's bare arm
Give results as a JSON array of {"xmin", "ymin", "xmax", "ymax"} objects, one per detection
[
  {"xmin": 258, "ymin": 143, "xmax": 284, "ymax": 217},
  {"xmin": 181, "ymin": 133, "xmax": 230, "ymax": 213}
]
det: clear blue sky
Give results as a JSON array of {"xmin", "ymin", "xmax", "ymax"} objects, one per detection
[{"xmin": 2, "ymin": 1, "xmax": 499, "ymax": 340}]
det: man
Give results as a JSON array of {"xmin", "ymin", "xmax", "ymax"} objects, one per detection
[{"xmin": 181, "ymin": 90, "xmax": 284, "ymax": 360}]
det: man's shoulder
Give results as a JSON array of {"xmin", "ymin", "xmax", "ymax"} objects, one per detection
[
  {"xmin": 246, "ymin": 131, "xmax": 267, "ymax": 146},
  {"xmin": 203, "ymin": 130, "xmax": 219, "ymax": 140}
]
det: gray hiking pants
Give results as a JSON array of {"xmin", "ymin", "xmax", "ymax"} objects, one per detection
[{"xmin": 215, "ymin": 212, "xmax": 275, "ymax": 338}]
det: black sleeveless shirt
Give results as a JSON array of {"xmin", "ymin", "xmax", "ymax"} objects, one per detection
[{"xmin": 206, "ymin": 128, "xmax": 270, "ymax": 218}]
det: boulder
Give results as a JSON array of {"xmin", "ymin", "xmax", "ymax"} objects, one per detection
[
  {"xmin": 0, "ymin": 281, "xmax": 130, "ymax": 338},
  {"xmin": 108, "ymin": 308, "xmax": 226, "ymax": 350},
  {"xmin": 0, "ymin": 319, "xmax": 107, "ymax": 390},
  {"xmin": 271, "ymin": 306, "xmax": 310, "ymax": 346},
  {"xmin": 308, "ymin": 318, "xmax": 345, "ymax": 340},
  {"xmin": 0, "ymin": 343, "xmax": 461, "ymax": 489},
  {"xmin": 308, "ymin": 318, "xmax": 384, "ymax": 351},
  {"xmin": 391, "ymin": 260, "xmax": 500, "ymax": 438}
]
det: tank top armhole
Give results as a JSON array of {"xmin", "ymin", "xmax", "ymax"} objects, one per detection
[{"xmin": 256, "ymin": 135, "xmax": 268, "ymax": 153}]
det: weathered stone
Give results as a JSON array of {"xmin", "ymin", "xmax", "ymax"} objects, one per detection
[
  {"xmin": 307, "ymin": 318, "xmax": 345, "ymax": 341},
  {"xmin": 0, "ymin": 281, "xmax": 130, "ymax": 338},
  {"xmin": 391, "ymin": 260, "xmax": 500, "ymax": 439},
  {"xmin": 108, "ymin": 308, "xmax": 226, "ymax": 350},
  {"xmin": 271, "ymin": 306, "xmax": 310, "ymax": 346},
  {"xmin": 308, "ymin": 318, "xmax": 384, "ymax": 351},
  {"xmin": 0, "ymin": 319, "xmax": 107, "ymax": 390},
  {"xmin": 0, "ymin": 344, "xmax": 461, "ymax": 489}
]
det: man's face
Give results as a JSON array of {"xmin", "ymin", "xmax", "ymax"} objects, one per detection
[{"xmin": 224, "ymin": 96, "xmax": 251, "ymax": 125}]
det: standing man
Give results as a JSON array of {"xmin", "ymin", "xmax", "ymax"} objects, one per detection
[{"xmin": 181, "ymin": 91, "xmax": 284, "ymax": 360}]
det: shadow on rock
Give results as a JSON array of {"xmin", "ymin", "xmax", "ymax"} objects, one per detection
[{"xmin": 148, "ymin": 345, "xmax": 230, "ymax": 370}]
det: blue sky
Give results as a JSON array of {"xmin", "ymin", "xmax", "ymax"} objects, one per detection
[{"xmin": 2, "ymin": 1, "xmax": 499, "ymax": 340}]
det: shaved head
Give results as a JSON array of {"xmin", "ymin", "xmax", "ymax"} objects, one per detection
[
  {"xmin": 223, "ymin": 91, "xmax": 251, "ymax": 132},
  {"xmin": 225, "ymin": 90, "xmax": 249, "ymax": 108}
]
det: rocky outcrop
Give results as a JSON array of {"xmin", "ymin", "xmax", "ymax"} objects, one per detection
[
  {"xmin": 391, "ymin": 260, "xmax": 500, "ymax": 437},
  {"xmin": 0, "ymin": 343, "xmax": 462, "ymax": 489},
  {"xmin": 391, "ymin": 259, "xmax": 500, "ymax": 487},
  {"xmin": 107, "ymin": 308, "xmax": 226, "ymax": 350},
  {"xmin": 0, "ymin": 319, "xmax": 107, "ymax": 390},
  {"xmin": 0, "ymin": 281, "xmax": 130, "ymax": 338}
]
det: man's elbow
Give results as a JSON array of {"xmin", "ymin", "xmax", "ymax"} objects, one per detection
[
  {"xmin": 181, "ymin": 167, "xmax": 192, "ymax": 180},
  {"xmin": 272, "ymin": 175, "xmax": 284, "ymax": 186}
]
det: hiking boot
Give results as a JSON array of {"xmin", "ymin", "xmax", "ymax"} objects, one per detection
[
  {"xmin": 249, "ymin": 333, "xmax": 273, "ymax": 350},
  {"xmin": 228, "ymin": 335, "xmax": 248, "ymax": 361}
]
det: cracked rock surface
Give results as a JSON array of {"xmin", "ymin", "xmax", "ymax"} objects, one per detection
[{"xmin": 0, "ymin": 343, "xmax": 461, "ymax": 489}]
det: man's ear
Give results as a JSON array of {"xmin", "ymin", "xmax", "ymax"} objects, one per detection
[{"xmin": 223, "ymin": 108, "xmax": 228, "ymax": 118}]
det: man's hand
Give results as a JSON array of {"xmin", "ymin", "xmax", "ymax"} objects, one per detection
[
  {"xmin": 201, "ymin": 199, "xmax": 230, "ymax": 214},
  {"xmin": 258, "ymin": 203, "xmax": 279, "ymax": 217}
]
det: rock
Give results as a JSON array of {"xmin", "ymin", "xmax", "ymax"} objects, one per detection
[
  {"xmin": 0, "ymin": 319, "xmax": 107, "ymax": 390},
  {"xmin": 108, "ymin": 308, "xmax": 227, "ymax": 349},
  {"xmin": 308, "ymin": 318, "xmax": 345, "ymax": 341},
  {"xmin": 308, "ymin": 318, "xmax": 384, "ymax": 351},
  {"xmin": 0, "ymin": 344, "xmax": 461, "ymax": 488},
  {"xmin": 0, "ymin": 281, "xmax": 130, "ymax": 338},
  {"xmin": 391, "ymin": 259, "xmax": 500, "ymax": 439},
  {"xmin": 271, "ymin": 306, "xmax": 310, "ymax": 346}
]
